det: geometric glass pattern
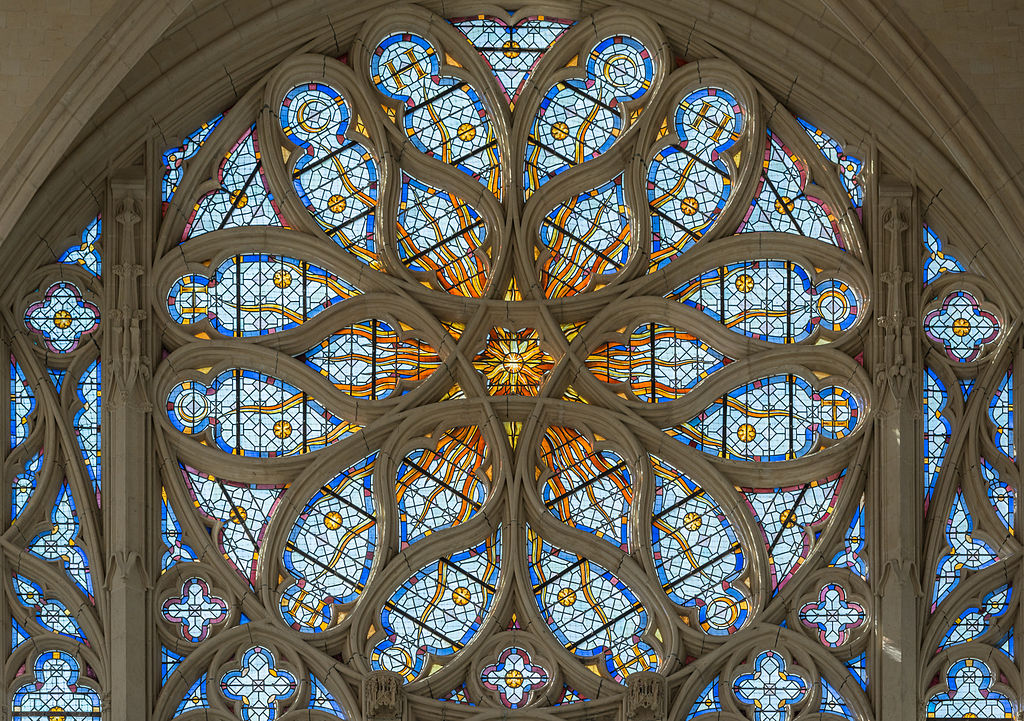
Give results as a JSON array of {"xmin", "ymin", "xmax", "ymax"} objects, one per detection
[
  {"xmin": 11, "ymin": 652, "xmax": 101, "ymax": 721},
  {"xmin": 480, "ymin": 646, "xmax": 549, "ymax": 708},
  {"xmin": 450, "ymin": 16, "xmax": 573, "ymax": 106},
  {"xmin": 798, "ymin": 118, "xmax": 863, "ymax": 208},
  {"xmin": 525, "ymin": 36, "xmax": 655, "ymax": 198},
  {"xmin": 648, "ymin": 87, "xmax": 744, "ymax": 268},
  {"xmin": 798, "ymin": 582, "xmax": 865, "ymax": 647},
  {"xmin": 932, "ymin": 490, "xmax": 999, "ymax": 609},
  {"xmin": 739, "ymin": 131, "xmax": 844, "ymax": 247},
  {"xmin": 0, "ymin": 11, "xmax": 909, "ymax": 718},
  {"xmin": 924, "ymin": 290, "xmax": 999, "ymax": 362},
  {"xmin": 220, "ymin": 646, "xmax": 296, "ymax": 721},
  {"xmin": 925, "ymin": 658, "xmax": 1014, "ymax": 719},
  {"xmin": 666, "ymin": 260, "xmax": 860, "ymax": 343},
  {"xmin": 732, "ymin": 649, "xmax": 808, "ymax": 721},
  {"xmin": 665, "ymin": 377, "xmax": 859, "ymax": 461},
  {"xmin": 371, "ymin": 534, "xmax": 501, "ymax": 682},
  {"xmin": 24, "ymin": 281, "xmax": 100, "ymax": 353},
  {"xmin": 371, "ymin": 33, "xmax": 501, "ymax": 197},
  {"xmin": 58, "ymin": 214, "xmax": 102, "ymax": 277},
  {"xmin": 528, "ymin": 530, "xmax": 659, "ymax": 682}
]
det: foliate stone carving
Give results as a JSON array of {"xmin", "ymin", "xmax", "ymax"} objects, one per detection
[
  {"xmin": 624, "ymin": 671, "xmax": 667, "ymax": 721},
  {"xmin": 363, "ymin": 670, "xmax": 405, "ymax": 721}
]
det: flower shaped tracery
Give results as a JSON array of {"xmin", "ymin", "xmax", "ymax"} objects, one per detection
[
  {"xmin": 923, "ymin": 290, "xmax": 1000, "ymax": 362},
  {"xmin": 24, "ymin": 281, "xmax": 100, "ymax": 353},
  {"xmin": 153, "ymin": 8, "xmax": 872, "ymax": 711},
  {"xmin": 798, "ymin": 583, "xmax": 865, "ymax": 647},
  {"xmin": 480, "ymin": 647, "xmax": 549, "ymax": 708}
]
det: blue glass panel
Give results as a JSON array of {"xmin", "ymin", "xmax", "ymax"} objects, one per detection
[
  {"xmin": 12, "ymin": 574, "xmax": 87, "ymax": 642},
  {"xmin": 739, "ymin": 131, "xmax": 844, "ymax": 247},
  {"xmin": 938, "ymin": 584, "xmax": 1011, "ymax": 650},
  {"xmin": 924, "ymin": 368, "xmax": 951, "ymax": 508},
  {"xmin": 281, "ymin": 83, "xmax": 379, "ymax": 265},
  {"xmin": 10, "ymin": 355, "xmax": 35, "ymax": 449},
  {"xmin": 163, "ymin": 114, "xmax": 224, "ymax": 205},
  {"xmin": 166, "ymin": 369, "xmax": 361, "ymax": 457},
  {"xmin": 58, "ymin": 215, "xmax": 101, "ymax": 277},
  {"xmin": 665, "ymin": 376, "xmax": 859, "ymax": 461},
  {"xmin": 12, "ymin": 652, "xmax": 101, "ymax": 720},
  {"xmin": 12, "ymin": 449, "xmax": 43, "ymax": 520},
  {"xmin": 979, "ymin": 458, "xmax": 1014, "ymax": 532},
  {"xmin": 818, "ymin": 677, "xmax": 856, "ymax": 720},
  {"xmin": 666, "ymin": 260, "xmax": 860, "ymax": 343},
  {"xmin": 183, "ymin": 125, "xmax": 284, "ymax": 239},
  {"xmin": 26, "ymin": 484, "xmax": 93, "ymax": 600},
  {"xmin": 280, "ymin": 453, "xmax": 376, "ymax": 632},
  {"xmin": 743, "ymin": 472, "xmax": 844, "ymax": 592},
  {"xmin": 371, "ymin": 533, "xmax": 501, "ymax": 682},
  {"xmin": 649, "ymin": 87, "xmax": 744, "ymax": 268},
  {"xmin": 371, "ymin": 33, "xmax": 501, "ymax": 197},
  {"xmin": 829, "ymin": 495, "xmax": 867, "ymax": 579},
  {"xmin": 160, "ymin": 486, "xmax": 198, "ymax": 572},
  {"xmin": 686, "ymin": 677, "xmax": 722, "ymax": 718},
  {"xmin": 528, "ymin": 529, "xmax": 658, "ymax": 681},
  {"xmin": 923, "ymin": 224, "xmax": 965, "ymax": 285},
  {"xmin": 926, "ymin": 658, "xmax": 1014, "ymax": 718},
  {"xmin": 651, "ymin": 455, "xmax": 748, "ymax": 634},
  {"xmin": 797, "ymin": 118, "xmax": 863, "ymax": 208},
  {"xmin": 174, "ymin": 673, "xmax": 209, "ymax": 716},
  {"xmin": 162, "ymin": 647, "xmax": 184, "ymax": 683},
  {"xmin": 74, "ymin": 361, "xmax": 100, "ymax": 505},
  {"xmin": 524, "ymin": 36, "xmax": 655, "ymax": 198},
  {"xmin": 989, "ymin": 367, "xmax": 1013, "ymax": 460},
  {"xmin": 933, "ymin": 491, "xmax": 999, "ymax": 609},
  {"xmin": 167, "ymin": 253, "xmax": 362, "ymax": 337},
  {"xmin": 11, "ymin": 617, "xmax": 31, "ymax": 651},
  {"xmin": 181, "ymin": 465, "xmax": 286, "ymax": 585},
  {"xmin": 450, "ymin": 16, "xmax": 573, "ymax": 105}
]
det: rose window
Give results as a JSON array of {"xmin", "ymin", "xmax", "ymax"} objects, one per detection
[{"xmin": 6, "ymin": 4, "xmax": 1020, "ymax": 721}]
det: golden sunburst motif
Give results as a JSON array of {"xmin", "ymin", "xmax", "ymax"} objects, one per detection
[{"xmin": 473, "ymin": 327, "xmax": 555, "ymax": 396}]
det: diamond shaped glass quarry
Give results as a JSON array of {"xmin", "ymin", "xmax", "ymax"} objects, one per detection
[{"xmin": 24, "ymin": 281, "xmax": 100, "ymax": 352}]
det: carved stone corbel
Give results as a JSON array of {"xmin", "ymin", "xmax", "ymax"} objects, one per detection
[
  {"xmin": 363, "ymin": 670, "xmax": 406, "ymax": 721},
  {"xmin": 623, "ymin": 671, "xmax": 667, "ymax": 721}
]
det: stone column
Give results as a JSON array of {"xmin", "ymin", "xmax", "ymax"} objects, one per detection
[
  {"xmin": 103, "ymin": 167, "xmax": 155, "ymax": 720},
  {"xmin": 868, "ymin": 177, "xmax": 923, "ymax": 721}
]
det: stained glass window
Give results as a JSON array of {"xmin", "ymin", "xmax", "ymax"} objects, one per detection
[{"xmin": 12, "ymin": 6, "xmax": 1024, "ymax": 721}]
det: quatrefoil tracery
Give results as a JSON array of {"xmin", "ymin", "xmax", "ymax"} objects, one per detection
[{"xmin": 152, "ymin": 6, "xmax": 872, "ymax": 712}]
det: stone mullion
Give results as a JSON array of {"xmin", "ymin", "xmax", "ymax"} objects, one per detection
[
  {"xmin": 103, "ymin": 167, "xmax": 157, "ymax": 720},
  {"xmin": 866, "ymin": 177, "xmax": 923, "ymax": 721}
]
